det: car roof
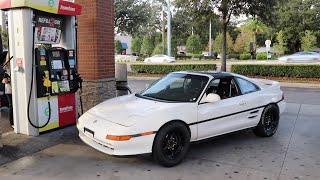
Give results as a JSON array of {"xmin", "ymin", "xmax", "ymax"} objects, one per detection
[{"xmin": 174, "ymin": 71, "xmax": 234, "ymax": 78}]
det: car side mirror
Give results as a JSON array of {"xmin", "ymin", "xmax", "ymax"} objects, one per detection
[{"xmin": 202, "ymin": 93, "xmax": 221, "ymax": 104}]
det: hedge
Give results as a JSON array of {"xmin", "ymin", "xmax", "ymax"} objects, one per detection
[
  {"xmin": 176, "ymin": 55, "xmax": 217, "ymax": 61},
  {"xmin": 231, "ymin": 64, "xmax": 320, "ymax": 78},
  {"xmin": 131, "ymin": 64, "xmax": 217, "ymax": 74},
  {"xmin": 239, "ymin": 53, "xmax": 251, "ymax": 60}
]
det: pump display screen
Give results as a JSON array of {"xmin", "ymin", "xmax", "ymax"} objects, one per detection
[
  {"xmin": 52, "ymin": 60, "xmax": 63, "ymax": 70},
  {"xmin": 52, "ymin": 51, "xmax": 61, "ymax": 58},
  {"xmin": 34, "ymin": 14, "xmax": 63, "ymax": 44}
]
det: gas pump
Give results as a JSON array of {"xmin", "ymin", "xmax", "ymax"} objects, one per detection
[{"xmin": 0, "ymin": 0, "xmax": 82, "ymax": 136}]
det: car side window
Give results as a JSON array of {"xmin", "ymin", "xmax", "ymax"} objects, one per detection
[
  {"xmin": 205, "ymin": 79, "xmax": 220, "ymax": 95},
  {"xmin": 205, "ymin": 78, "xmax": 240, "ymax": 100},
  {"xmin": 235, "ymin": 77, "xmax": 259, "ymax": 94}
]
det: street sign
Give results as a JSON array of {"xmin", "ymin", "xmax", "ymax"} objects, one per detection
[
  {"xmin": 265, "ymin": 40, "xmax": 271, "ymax": 47},
  {"xmin": 265, "ymin": 40, "xmax": 272, "ymax": 60}
]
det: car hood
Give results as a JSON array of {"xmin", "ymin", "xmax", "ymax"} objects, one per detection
[{"xmin": 85, "ymin": 94, "xmax": 171, "ymax": 127}]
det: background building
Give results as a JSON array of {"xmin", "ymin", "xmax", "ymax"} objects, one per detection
[{"xmin": 115, "ymin": 33, "xmax": 132, "ymax": 55}]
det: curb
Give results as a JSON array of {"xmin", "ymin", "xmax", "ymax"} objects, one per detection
[
  {"xmin": 279, "ymin": 82, "xmax": 320, "ymax": 89},
  {"xmin": 128, "ymin": 76, "xmax": 320, "ymax": 89},
  {"xmin": 128, "ymin": 76, "xmax": 161, "ymax": 81}
]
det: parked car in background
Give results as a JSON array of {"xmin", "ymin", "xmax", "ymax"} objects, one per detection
[
  {"xmin": 278, "ymin": 52, "xmax": 320, "ymax": 63},
  {"xmin": 144, "ymin": 55, "xmax": 175, "ymax": 63},
  {"xmin": 78, "ymin": 72, "xmax": 285, "ymax": 167}
]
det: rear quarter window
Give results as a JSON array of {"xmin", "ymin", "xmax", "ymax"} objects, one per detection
[{"xmin": 235, "ymin": 77, "xmax": 260, "ymax": 94}]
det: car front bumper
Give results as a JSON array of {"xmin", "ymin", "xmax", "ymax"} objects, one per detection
[{"xmin": 78, "ymin": 127, "xmax": 155, "ymax": 156}]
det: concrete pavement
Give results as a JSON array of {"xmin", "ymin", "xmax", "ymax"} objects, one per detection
[{"xmin": 0, "ymin": 80, "xmax": 319, "ymax": 180}]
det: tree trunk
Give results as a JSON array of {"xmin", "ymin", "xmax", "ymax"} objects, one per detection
[{"xmin": 221, "ymin": 23, "xmax": 227, "ymax": 72}]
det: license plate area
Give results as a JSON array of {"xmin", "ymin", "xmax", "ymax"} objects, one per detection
[{"xmin": 84, "ymin": 127, "xmax": 95, "ymax": 138}]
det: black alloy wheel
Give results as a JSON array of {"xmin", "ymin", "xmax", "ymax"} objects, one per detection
[
  {"xmin": 253, "ymin": 104, "xmax": 280, "ymax": 137},
  {"xmin": 162, "ymin": 130, "xmax": 185, "ymax": 160},
  {"xmin": 153, "ymin": 122, "xmax": 190, "ymax": 167}
]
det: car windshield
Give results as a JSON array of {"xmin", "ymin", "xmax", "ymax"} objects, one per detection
[{"xmin": 137, "ymin": 73, "xmax": 209, "ymax": 102}]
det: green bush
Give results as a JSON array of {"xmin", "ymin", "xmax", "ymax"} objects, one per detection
[
  {"xmin": 202, "ymin": 56, "xmax": 217, "ymax": 60},
  {"xmin": 115, "ymin": 40, "xmax": 122, "ymax": 54},
  {"xmin": 140, "ymin": 36, "xmax": 154, "ymax": 56},
  {"xmin": 228, "ymin": 54, "xmax": 240, "ymax": 59},
  {"xmin": 231, "ymin": 64, "xmax": 320, "ymax": 78},
  {"xmin": 176, "ymin": 55, "xmax": 192, "ymax": 61},
  {"xmin": 191, "ymin": 54, "xmax": 203, "ymax": 59},
  {"xmin": 131, "ymin": 37, "xmax": 142, "ymax": 55},
  {"xmin": 153, "ymin": 43, "xmax": 164, "ymax": 55},
  {"xmin": 175, "ymin": 55, "xmax": 216, "ymax": 61},
  {"xmin": 256, "ymin": 53, "xmax": 267, "ymax": 60},
  {"xmin": 239, "ymin": 53, "xmax": 251, "ymax": 60},
  {"xmin": 131, "ymin": 64, "xmax": 217, "ymax": 74}
]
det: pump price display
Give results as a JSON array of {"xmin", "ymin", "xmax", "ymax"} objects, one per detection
[{"xmin": 52, "ymin": 51, "xmax": 61, "ymax": 58}]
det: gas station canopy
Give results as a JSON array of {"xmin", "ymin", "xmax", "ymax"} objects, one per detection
[{"xmin": 0, "ymin": 0, "xmax": 82, "ymax": 16}]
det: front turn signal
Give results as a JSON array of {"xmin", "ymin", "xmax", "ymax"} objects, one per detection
[{"xmin": 106, "ymin": 135, "xmax": 132, "ymax": 141}]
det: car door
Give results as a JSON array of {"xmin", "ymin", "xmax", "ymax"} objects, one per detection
[
  {"xmin": 197, "ymin": 77, "xmax": 243, "ymax": 139},
  {"xmin": 197, "ymin": 77, "xmax": 250, "ymax": 140},
  {"xmin": 233, "ymin": 77, "xmax": 264, "ymax": 127}
]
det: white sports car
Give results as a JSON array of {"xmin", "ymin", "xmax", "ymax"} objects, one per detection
[
  {"xmin": 278, "ymin": 52, "xmax": 320, "ymax": 63},
  {"xmin": 77, "ymin": 72, "xmax": 286, "ymax": 167},
  {"xmin": 144, "ymin": 55, "xmax": 175, "ymax": 63}
]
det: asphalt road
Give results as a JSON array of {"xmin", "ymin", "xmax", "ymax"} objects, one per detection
[{"xmin": 0, "ymin": 80, "xmax": 319, "ymax": 180}]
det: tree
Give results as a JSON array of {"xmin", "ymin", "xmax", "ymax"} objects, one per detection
[
  {"xmin": 214, "ymin": 33, "xmax": 234, "ymax": 54},
  {"xmin": 140, "ymin": 36, "xmax": 154, "ymax": 56},
  {"xmin": 173, "ymin": 8, "xmax": 222, "ymax": 47},
  {"xmin": 115, "ymin": 40, "xmax": 122, "ymax": 54},
  {"xmin": 131, "ymin": 37, "xmax": 142, "ymax": 55},
  {"xmin": 153, "ymin": 43, "xmax": 165, "ymax": 55},
  {"xmin": 0, "ymin": 27, "xmax": 8, "ymax": 49},
  {"xmin": 301, "ymin": 30, "xmax": 317, "ymax": 51},
  {"xmin": 115, "ymin": 0, "xmax": 160, "ymax": 36},
  {"xmin": 175, "ymin": 0, "xmax": 278, "ymax": 71},
  {"xmin": 274, "ymin": 0, "xmax": 320, "ymax": 52},
  {"xmin": 233, "ymin": 32, "xmax": 252, "ymax": 54},
  {"xmin": 273, "ymin": 30, "xmax": 287, "ymax": 55},
  {"xmin": 240, "ymin": 19, "xmax": 270, "ymax": 47},
  {"xmin": 186, "ymin": 35, "xmax": 202, "ymax": 54}
]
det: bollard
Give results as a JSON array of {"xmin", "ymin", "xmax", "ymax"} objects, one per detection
[{"xmin": 115, "ymin": 63, "xmax": 132, "ymax": 96}]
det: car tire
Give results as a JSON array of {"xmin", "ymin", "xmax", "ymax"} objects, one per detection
[
  {"xmin": 253, "ymin": 104, "xmax": 280, "ymax": 137},
  {"xmin": 152, "ymin": 122, "xmax": 190, "ymax": 167}
]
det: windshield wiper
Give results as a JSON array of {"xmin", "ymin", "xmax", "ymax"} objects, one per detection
[{"xmin": 136, "ymin": 93, "xmax": 189, "ymax": 103}]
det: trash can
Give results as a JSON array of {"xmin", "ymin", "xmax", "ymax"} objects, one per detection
[{"xmin": 115, "ymin": 63, "xmax": 132, "ymax": 96}]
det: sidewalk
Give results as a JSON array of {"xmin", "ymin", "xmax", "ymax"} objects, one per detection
[
  {"xmin": 0, "ymin": 126, "xmax": 78, "ymax": 166},
  {"xmin": 128, "ymin": 76, "xmax": 320, "ymax": 89}
]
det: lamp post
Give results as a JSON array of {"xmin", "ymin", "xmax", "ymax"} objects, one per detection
[{"xmin": 209, "ymin": 18, "xmax": 212, "ymax": 56}]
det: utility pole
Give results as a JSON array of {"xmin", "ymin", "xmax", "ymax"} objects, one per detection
[
  {"xmin": 209, "ymin": 18, "xmax": 212, "ymax": 56},
  {"xmin": 166, "ymin": 0, "xmax": 171, "ymax": 57}
]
